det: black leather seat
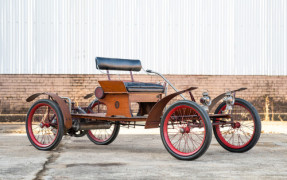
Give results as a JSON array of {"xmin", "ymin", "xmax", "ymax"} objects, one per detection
[
  {"xmin": 96, "ymin": 57, "xmax": 163, "ymax": 93},
  {"xmin": 96, "ymin": 57, "xmax": 142, "ymax": 71},
  {"xmin": 124, "ymin": 82, "xmax": 164, "ymax": 93}
]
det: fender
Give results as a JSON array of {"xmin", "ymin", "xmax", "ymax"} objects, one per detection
[
  {"xmin": 84, "ymin": 93, "xmax": 94, "ymax": 99},
  {"xmin": 209, "ymin": 88, "xmax": 247, "ymax": 111},
  {"xmin": 145, "ymin": 87, "xmax": 197, "ymax": 129},
  {"xmin": 26, "ymin": 93, "xmax": 72, "ymax": 129}
]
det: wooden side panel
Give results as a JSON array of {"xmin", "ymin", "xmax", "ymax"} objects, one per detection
[
  {"xmin": 100, "ymin": 94, "xmax": 132, "ymax": 117},
  {"xmin": 129, "ymin": 93, "xmax": 161, "ymax": 102},
  {"xmin": 99, "ymin": 81, "xmax": 127, "ymax": 93}
]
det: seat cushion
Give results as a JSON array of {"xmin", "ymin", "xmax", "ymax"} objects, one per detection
[{"xmin": 124, "ymin": 82, "xmax": 164, "ymax": 93}]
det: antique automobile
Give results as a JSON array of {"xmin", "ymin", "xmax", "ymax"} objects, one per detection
[{"xmin": 25, "ymin": 57, "xmax": 261, "ymax": 160}]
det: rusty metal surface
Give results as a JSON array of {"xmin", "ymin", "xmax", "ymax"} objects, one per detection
[
  {"xmin": 189, "ymin": 91, "xmax": 196, "ymax": 102},
  {"xmin": 145, "ymin": 87, "xmax": 198, "ymax": 129},
  {"xmin": 84, "ymin": 93, "xmax": 94, "ymax": 99},
  {"xmin": 71, "ymin": 113, "xmax": 147, "ymax": 122},
  {"xmin": 209, "ymin": 88, "xmax": 247, "ymax": 111},
  {"xmin": 26, "ymin": 93, "xmax": 45, "ymax": 102},
  {"xmin": 26, "ymin": 93, "xmax": 72, "ymax": 129}
]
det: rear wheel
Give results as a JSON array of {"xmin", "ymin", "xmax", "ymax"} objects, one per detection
[
  {"xmin": 213, "ymin": 98, "xmax": 261, "ymax": 152},
  {"xmin": 26, "ymin": 99, "xmax": 64, "ymax": 151},
  {"xmin": 160, "ymin": 101, "xmax": 212, "ymax": 160},
  {"xmin": 86, "ymin": 101, "xmax": 120, "ymax": 145}
]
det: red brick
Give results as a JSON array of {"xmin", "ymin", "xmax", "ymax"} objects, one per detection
[{"xmin": 0, "ymin": 74, "xmax": 286, "ymax": 121}]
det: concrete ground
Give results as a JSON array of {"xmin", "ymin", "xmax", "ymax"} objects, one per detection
[{"xmin": 0, "ymin": 123, "xmax": 287, "ymax": 180}]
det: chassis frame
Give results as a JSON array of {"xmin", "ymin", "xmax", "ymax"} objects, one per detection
[
  {"xmin": 26, "ymin": 71, "xmax": 245, "ymax": 130},
  {"xmin": 25, "ymin": 57, "xmax": 261, "ymax": 160}
]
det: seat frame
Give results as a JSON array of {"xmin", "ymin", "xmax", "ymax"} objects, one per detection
[
  {"xmin": 96, "ymin": 58, "xmax": 165, "ymax": 117},
  {"xmin": 97, "ymin": 57, "xmax": 165, "ymax": 93}
]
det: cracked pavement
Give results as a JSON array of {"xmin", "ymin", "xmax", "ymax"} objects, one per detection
[{"xmin": 0, "ymin": 128, "xmax": 287, "ymax": 179}]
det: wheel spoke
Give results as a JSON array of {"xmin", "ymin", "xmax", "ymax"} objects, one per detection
[
  {"xmin": 215, "ymin": 102, "xmax": 256, "ymax": 148},
  {"xmin": 28, "ymin": 104, "xmax": 59, "ymax": 147},
  {"xmin": 87, "ymin": 102, "xmax": 118, "ymax": 144},
  {"xmin": 163, "ymin": 104, "xmax": 206, "ymax": 156}
]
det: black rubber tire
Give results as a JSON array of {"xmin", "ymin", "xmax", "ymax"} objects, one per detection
[
  {"xmin": 160, "ymin": 100, "xmax": 212, "ymax": 160},
  {"xmin": 86, "ymin": 100, "xmax": 120, "ymax": 145},
  {"xmin": 26, "ymin": 99, "xmax": 64, "ymax": 151},
  {"xmin": 87, "ymin": 121, "xmax": 120, "ymax": 145},
  {"xmin": 213, "ymin": 98, "xmax": 261, "ymax": 153}
]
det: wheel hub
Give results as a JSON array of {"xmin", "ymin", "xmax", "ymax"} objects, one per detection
[
  {"xmin": 179, "ymin": 127, "xmax": 190, "ymax": 134},
  {"xmin": 39, "ymin": 122, "xmax": 50, "ymax": 128},
  {"xmin": 232, "ymin": 122, "xmax": 241, "ymax": 129}
]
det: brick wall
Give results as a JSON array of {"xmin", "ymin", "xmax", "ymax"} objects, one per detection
[{"xmin": 0, "ymin": 74, "xmax": 286, "ymax": 122}]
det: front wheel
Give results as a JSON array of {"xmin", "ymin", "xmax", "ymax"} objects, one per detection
[
  {"xmin": 213, "ymin": 98, "xmax": 261, "ymax": 152},
  {"xmin": 26, "ymin": 99, "xmax": 64, "ymax": 151},
  {"xmin": 160, "ymin": 100, "xmax": 212, "ymax": 160}
]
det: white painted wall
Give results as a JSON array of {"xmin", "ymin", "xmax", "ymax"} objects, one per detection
[{"xmin": 0, "ymin": 0, "xmax": 286, "ymax": 75}]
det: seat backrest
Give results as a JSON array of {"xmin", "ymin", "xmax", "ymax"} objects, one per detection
[{"xmin": 96, "ymin": 57, "xmax": 142, "ymax": 72}]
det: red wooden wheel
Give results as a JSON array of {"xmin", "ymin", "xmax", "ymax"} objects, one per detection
[
  {"xmin": 26, "ymin": 99, "xmax": 64, "ymax": 150},
  {"xmin": 160, "ymin": 101, "xmax": 212, "ymax": 160},
  {"xmin": 213, "ymin": 98, "xmax": 261, "ymax": 152}
]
